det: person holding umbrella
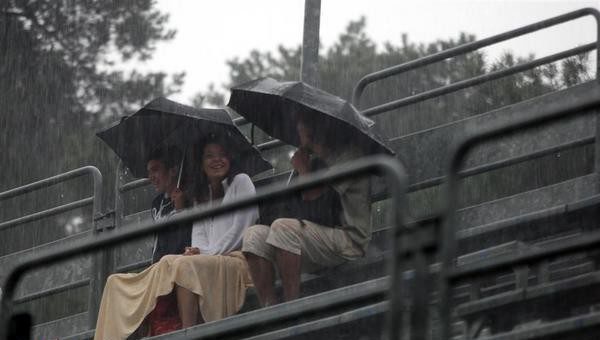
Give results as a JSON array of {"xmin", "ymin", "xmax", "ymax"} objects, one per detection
[
  {"xmin": 94, "ymin": 99, "xmax": 271, "ymax": 339},
  {"xmin": 143, "ymin": 145, "xmax": 192, "ymax": 335},
  {"xmin": 228, "ymin": 77, "xmax": 394, "ymax": 305},
  {"xmin": 146, "ymin": 145, "xmax": 191, "ymax": 263}
]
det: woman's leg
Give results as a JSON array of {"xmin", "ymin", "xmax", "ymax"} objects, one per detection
[{"xmin": 175, "ymin": 285, "xmax": 203, "ymax": 327}]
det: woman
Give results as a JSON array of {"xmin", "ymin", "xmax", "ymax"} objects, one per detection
[{"xmin": 94, "ymin": 139, "xmax": 258, "ymax": 340}]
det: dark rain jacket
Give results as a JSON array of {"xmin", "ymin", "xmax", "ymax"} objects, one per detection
[{"xmin": 150, "ymin": 194, "xmax": 192, "ymax": 263}]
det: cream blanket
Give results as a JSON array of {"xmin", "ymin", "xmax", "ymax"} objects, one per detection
[{"xmin": 94, "ymin": 251, "xmax": 251, "ymax": 340}]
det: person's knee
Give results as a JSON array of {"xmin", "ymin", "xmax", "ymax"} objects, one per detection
[
  {"xmin": 243, "ymin": 224, "xmax": 275, "ymax": 261},
  {"xmin": 271, "ymin": 218, "xmax": 297, "ymax": 228},
  {"xmin": 243, "ymin": 224, "xmax": 268, "ymax": 247},
  {"xmin": 270, "ymin": 218, "xmax": 302, "ymax": 238},
  {"xmin": 105, "ymin": 273, "xmax": 121, "ymax": 288},
  {"xmin": 159, "ymin": 254, "xmax": 179, "ymax": 263},
  {"xmin": 172, "ymin": 255, "xmax": 200, "ymax": 276},
  {"xmin": 106, "ymin": 273, "xmax": 118, "ymax": 283}
]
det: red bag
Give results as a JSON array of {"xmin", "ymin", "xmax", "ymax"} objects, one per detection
[{"xmin": 147, "ymin": 292, "xmax": 182, "ymax": 336}]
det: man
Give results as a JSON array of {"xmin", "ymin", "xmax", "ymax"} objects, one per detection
[
  {"xmin": 242, "ymin": 117, "xmax": 371, "ymax": 305},
  {"xmin": 146, "ymin": 146, "xmax": 190, "ymax": 263},
  {"xmin": 137, "ymin": 146, "xmax": 192, "ymax": 335}
]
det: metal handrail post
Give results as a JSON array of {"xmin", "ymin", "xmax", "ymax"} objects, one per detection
[
  {"xmin": 438, "ymin": 83, "xmax": 600, "ymax": 340},
  {"xmin": 0, "ymin": 156, "xmax": 408, "ymax": 340},
  {"xmin": 300, "ymin": 0, "xmax": 321, "ymax": 87},
  {"xmin": 88, "ymin": 167, "xmax": 106, "ymax": 330}
]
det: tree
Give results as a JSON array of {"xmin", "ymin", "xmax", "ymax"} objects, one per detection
[
  {"xmin": 194, "ymin": 17, "xmax": 591, "ymax": 139},
  {"xmin": 0, "ymin": 1, "xmax": 183, "ymax": 254},
  {"xmin": 0, "ymin": 0, "xmax": 184, "ymax": 189}
]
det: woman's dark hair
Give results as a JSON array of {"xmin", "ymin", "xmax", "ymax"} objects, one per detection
[{"xmin": 189, "ymin": 135, "xmax": 242, "ymax": 203}]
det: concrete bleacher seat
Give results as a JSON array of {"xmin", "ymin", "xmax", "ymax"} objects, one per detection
[
  {"xmin": 474, "ymin": 312, "xmax": 600, "ymax": 340},
  {"xmin": 449, "ymin": 192, "xmax": 600, "ymax": 338}
]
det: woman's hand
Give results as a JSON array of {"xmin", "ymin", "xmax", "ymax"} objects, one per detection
[
  {"xmin": 290, "ymin": 148, "xmax": 311, "ymax": 175},
  {"xmin": 183, "ymin": 247, "xmax": 200, "ymax": 256},
  {"xmin": 171, "ymin": 187, "xmax": 186, "ymax": 210}
]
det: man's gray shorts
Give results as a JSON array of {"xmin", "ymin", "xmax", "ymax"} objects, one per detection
[{"xmin": 242, "ymin": 218, "xmax": 363, "ymax": 271}]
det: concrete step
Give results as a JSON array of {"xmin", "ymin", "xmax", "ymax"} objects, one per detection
[
  {"xmin": 456, "ymin": 173, "xmax": 598, "ymax": 231},
  {"xmin": 456, "ymin": 193, "xmax": 600, "ymax": 254},
  {"xmin": 457, "ymin": 270, "xmax": 600, "ymax": 334},
  {"xmin": 33, "ymin": 312, "xmax": 90, "ymax": 340},
  {"xmin": 478, "ymin": 311, "xmax": 600, "ymax": 340}
]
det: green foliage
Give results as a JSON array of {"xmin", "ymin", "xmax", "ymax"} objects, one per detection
[
  {"xmin": 0, "ymin": 1, "xmax": 183, "ymax": 258},
  {"xmin": 0, "ymin": 0, "xmax": 184, "ymax": 191}
]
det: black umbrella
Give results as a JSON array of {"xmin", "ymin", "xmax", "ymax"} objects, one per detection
[
  {"xmin": 227, "ymin": 77, "xmax": 394, "ymax": 156},
  {"xmin": 97, "ymin": 97, "xmax": 272, "ymax": 178}
]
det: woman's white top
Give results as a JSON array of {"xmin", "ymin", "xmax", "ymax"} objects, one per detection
[{"xmin": 191, "ymin": 173, "xmax": 258, "ymax": 255}]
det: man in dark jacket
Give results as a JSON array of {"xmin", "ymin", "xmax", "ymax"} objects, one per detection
[{"xmin": 146, "ymin": 146, "xmax": 191, "ymax": 263}]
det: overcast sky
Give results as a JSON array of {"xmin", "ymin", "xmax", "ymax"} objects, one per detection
[{"xmin": 129, "ymin": 0, "xmax": 599, "ymax": 104}]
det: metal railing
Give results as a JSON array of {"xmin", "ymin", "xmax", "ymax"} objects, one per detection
[
  {"xmin": 351, "ymin": 7, "xmax": 600, "ymax": 114},
  {"xmin": 438, "ymin": 75, "xmax": 600, "ymax": 340},
  {"xmin": 0, "ymin": 166, "xmax": 105, "ymax": 329},
  {"xmin": 0, "ymin": 156, "xmax": 409, "ymax": 340},
  {"xmin": 0, "ymin": 166, "xmax": 102, "ymax": 225}
]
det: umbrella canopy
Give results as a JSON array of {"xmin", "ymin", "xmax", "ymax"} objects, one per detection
[
  {"xmin": 227, "ymin": 77, "xmax": 394, "ymax": 156},
  {"xmin": 97, "ymin": 97, "xmax": 272, "ymax": 178}
]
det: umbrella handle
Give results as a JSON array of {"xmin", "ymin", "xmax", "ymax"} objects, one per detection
[
  {"xmin": 286, "ymin": 169, "xmax": 296, "ymax": 186},
  {"xmin": 177, "ymin": 147, "xmax": 187, "ymax": 189}
]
